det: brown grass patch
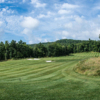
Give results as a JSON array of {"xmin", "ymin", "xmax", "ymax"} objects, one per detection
[{"xmin": 75, "ymin": 57, "xmax": 100, "ymax": 76}]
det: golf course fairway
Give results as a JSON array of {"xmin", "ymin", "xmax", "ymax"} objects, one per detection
[{"xmin": 0, "ymin": 52, "xmax": 100, "ymax": 100}]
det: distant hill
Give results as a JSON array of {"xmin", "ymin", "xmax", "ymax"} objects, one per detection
[
  {"xmin": 55, "ymin": 39, "xmax": 87, "ymax": 45},
  {"xmin": 29, "ymin": 39, "xmax": 88, "ymax": 47}
]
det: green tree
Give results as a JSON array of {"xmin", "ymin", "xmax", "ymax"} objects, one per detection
[
  {"xmin": 5, "ymin": 41, "xmax": 9, "ymax": 60},
  {"xmin": 0, "ymin": 42, "xmax": 5, "ymax": 60},
  {"xmin": 34, "ymin": 43, "xmax": 47, "ymax": 57}
]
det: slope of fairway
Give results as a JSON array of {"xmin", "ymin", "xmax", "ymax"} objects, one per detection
[{"xmin": 0, "ymin": 52, "xmax": 100, "ymax": 100}]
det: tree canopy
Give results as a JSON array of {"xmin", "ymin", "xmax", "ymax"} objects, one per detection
[{"xmin": 0, "ymin": 39, "xmax": 100, "ymax": 61}]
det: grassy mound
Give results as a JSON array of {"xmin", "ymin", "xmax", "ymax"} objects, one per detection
[{"xmin": 75, "ymin": 57, "xmax": 100, "ymax": 76}]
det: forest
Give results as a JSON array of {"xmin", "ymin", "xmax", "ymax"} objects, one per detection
[{"xmin": 0, "ymin": 39, "xmax": 100, "ymax": 61}]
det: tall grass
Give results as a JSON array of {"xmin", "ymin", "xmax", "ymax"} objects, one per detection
[{"xmin": 75, "ymin": 56, "xmax": 100, "ymax": 76}]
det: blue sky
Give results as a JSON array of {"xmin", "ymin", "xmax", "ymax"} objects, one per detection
[{"xmin": 0, "ymin": 0, "xmax": 100, "ymax": 44}]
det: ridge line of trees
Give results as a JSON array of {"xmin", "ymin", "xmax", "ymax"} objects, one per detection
[{"xmin": 0, "ymin": 39, "xmax": 100, "ymax": 61}]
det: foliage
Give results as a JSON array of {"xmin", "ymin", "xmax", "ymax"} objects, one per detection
[
  {"xmin": 33, "ymin": 43, "xmax": 47, "ymax": 57},
  {"xmin": 0, "ymin": 40, "xmax": 33, "ymax": 60},
  {"xmin": 1, "ymin": 38, "xmax": 100, "ymax": 60}
]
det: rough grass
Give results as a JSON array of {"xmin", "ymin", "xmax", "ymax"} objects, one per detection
[
  {"xmin": 0, "ymin": 52, "xmax": 100, "ymax": 100},
  {"xmin": 75, "ymin": 54, "xmax": 100, "ymax": 76}
]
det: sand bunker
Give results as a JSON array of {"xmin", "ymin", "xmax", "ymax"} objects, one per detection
[
  {"xmin": 27, "ymin": 58, "xmax": 40, "ymax": 60},
  {"xmin": 46, "ymin": 60, "xmax": 52, "ymax": 62},
  {"xmin": 34, "ymin": 58, "xmax": 40, "ymax": 60},
  {"xmin": 27, "ymin": 59, "xmax": 34, "ymax": 60}
]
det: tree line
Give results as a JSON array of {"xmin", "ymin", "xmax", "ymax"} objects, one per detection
[
  {"xmin": 72, "ymin": 39, "xmax": 100, "ymax": 53},
  {"xmin": 0, "ymin": 39, "xmax": 100, "ymax": 61},
  {"xmin": 0, "ymin": 40, "xmax": 33, "ymax": 60}
]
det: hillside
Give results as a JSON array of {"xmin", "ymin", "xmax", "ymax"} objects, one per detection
[
  {"xmin": 29, "ymin": 39, "xmax": 87, "ymax": 47},
  {"xmin": 56, "ymin": 39, "xmax": 87, "ymax": 45}
]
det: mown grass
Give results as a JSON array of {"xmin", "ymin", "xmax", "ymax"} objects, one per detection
[{"xmin": 0, "ymin": 52, "xmax": 100, "ymax": 100}]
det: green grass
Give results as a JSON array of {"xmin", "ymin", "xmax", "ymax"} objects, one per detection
[{"xmin": 0, "ymin": 52, "xmax": 100, "ymax": 100}]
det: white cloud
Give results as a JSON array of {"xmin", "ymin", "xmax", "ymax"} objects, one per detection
[
  {"xmin": 22, "ymin": 28, "xmax": 48, "ymax": 43},
  {"xmin": 4, "ymin": 15, "xmax": 25, "ymax": 37},
  {"xmin": 1, "ymin": 0, "xmax": 100, "ymax": 44},
  {"xmin": 35, "ymin": 2, "xmax": 46, "ymax": 8},
  {"xmin": 58, "ymin": 10, "xmax": 72, "ymax": 14},
  {"xmin": 21, "ymin": 17, "xmax": 41, "ymax": 44},
  {"xmin": 0, "ymin": 0, "xmax": 4, "ymax": 3},
  {"xmin": 64, "ymin": 23, "xmax": 73, "ymax": 28},
  {"xmin": 29, "ymin": 40, "xmax": 34, "ymax": 44},
  {"xmin": 44, "ymin": 39, "xmax": 48, "ymax": 42},
  {"xmin": 22, "ymin": 28, "xmax": 35, "ymax": 44},
  {"xmin": 55, "ymin": 3, "xmax": 79, "ymax": 21},
  {"xmin": 22, "ymin": 28, "xmax": 32, "ymax": 35},
  {"xmin": 31, "ymin": 10, "xmax": 34, "ymax": 14},
  {"xmin": 52, "ymin": 14, "xmax": 100, "ymax": 41},
  {"xmin": 31, "ymin": 0, "xmax": 46, "ymax": 8},
  {"xmin": 31, "ymin": 0, "xmax": 38, "ymax": 4},
  {"xmin": 62, "ymin": 31, "xmax": 69, "ymax": 36},
  {"xmin": 21, "ymin": 17, "xmax": 39, "ymax": 29},
  {"xmin": 0, "ymin": 29, "xmax": 4, "ymax": 34},
  {"xmin": 93, "ymin": 6, "xmax": 100, "ymax": 10},
  {"xmin": 58, "ymin": 31, "xmax": 69, "ymax": 36},
  {"xmin": 1, "ymin": 7, "xmax": 15, "ymax": 15},
  {"xmin": 7, "ymin": 1, "xmax": 15, "ymax": 3},
  {"xmin": 74, "ymin": 16, "xmax": 84, "ymax": 23},
  {"xmin": 55, "ymin": 3, "xmax": 79, "ymax": 10},
  {"xmin": 38, "ymin": 14, "xmax": 47, "ymax": 18},
  {"xmin": 22, "ymin": 0, "xmax": 26, "ymax": 3},
  {"xmin": 0, "ymin": 29, "xmax": 4, "ymax": 39},
  {"xmin": 0, "ymin": 21, "xmax": 3, "ymax": 26},
  {"xmin": 55, "ymin": 31, "xmax": 69, "ymax": 39},
  {"xmin": 94, "ymin": 29, "xmax": 100, "ymax": 36},
  {"xmin": 2, "ymin": 8, "xmax": 6, "ymax": 12},
  {"xmin": 54, "ymin": 16, "xmax": 66, "ymax": 21},
  {"xmin": 23, "ymin": 30, "xmax": 42, "ymax": 44},
  {"xmin": 62, "ymin": 3, "xmax": 79, "ymax": 9},
  {"xmin": 37, "ymin": 11, "xmax": 54, "ymax": 18}
]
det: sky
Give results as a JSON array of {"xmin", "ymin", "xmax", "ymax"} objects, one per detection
[{"xmin": 0, "ymin": 0, "xmax": 100, "ymax": 44}]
